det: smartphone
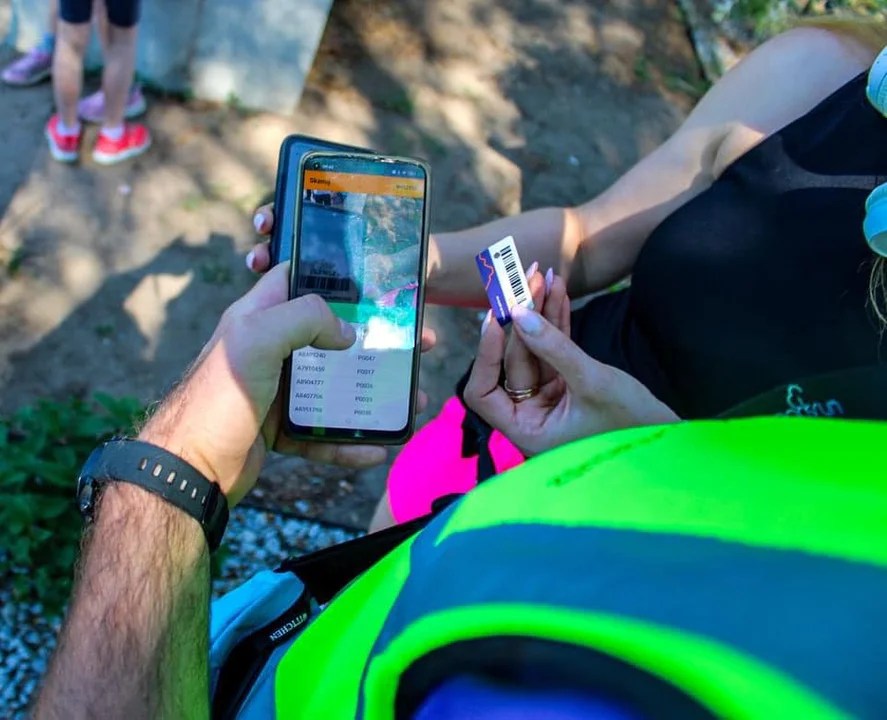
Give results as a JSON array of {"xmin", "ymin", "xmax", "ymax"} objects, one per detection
[
  {"xmin": 270, "ymin": 134, "xmax": 373, "ymax": 265},
  {"xmin": 283, "ymin": 151, "xmax": 431, "ymax": 444}
]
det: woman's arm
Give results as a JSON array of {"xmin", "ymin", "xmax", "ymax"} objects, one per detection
[{"xmin": 426, "ymin": 27, "xmax": 874, "ymax": 307}]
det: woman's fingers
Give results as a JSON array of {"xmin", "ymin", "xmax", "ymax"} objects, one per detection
[
  {"xmin": 246, "ymin": 241, "xmax": 273, "ymax": 274},
  {"xmin": 539, "ymin": 272, "xmax": 569, "ymax": 385},
  {"xmin": 464, "ymin": 312, "xmax": 514, "ymax": 429},
  {"xmin": 510, "ymin": 305, "xmax": 610, "ymax": 401},
  {"xmin": 559, "ymin": 286, "xmax": 571, "ymax": 337},
  {"xmin": 253, "ymin": 204, "xmax": 274, "ymax": 236},
  {"xmin": 420, "ymin": 325, "xmax": 437, "ymax": 353},
  {"xmin": 503, "ymin": 263, "xmax": 543, "ymax": 394},
  {"xmin": 245, "ymin": 204, "xmax": 276, "ymax": 275}
]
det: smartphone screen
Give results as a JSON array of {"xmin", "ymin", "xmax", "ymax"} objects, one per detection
[
  {"xmin": 271, "ymin": 135, "xmax": 372, "ymax": 265},
  {"xmin": 286, "ymin": 153, "xmax": 429, "ymax": 443}
]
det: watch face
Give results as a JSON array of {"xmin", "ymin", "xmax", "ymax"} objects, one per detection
[
  {"xmin": 77, "ymin": 477, "xmax": 96, "ymax": 517},
  {"xmin": 76, "ymin": 444, "xmax": 106, "ymax": 519}
]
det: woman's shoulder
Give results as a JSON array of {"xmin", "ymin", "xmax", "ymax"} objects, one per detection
[{"xmin": 689, "ymin": 26, "xmax": 878, "ymax": 177}]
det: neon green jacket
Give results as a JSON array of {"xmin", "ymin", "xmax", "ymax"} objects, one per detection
[{"xmin": 273, "ymin": 418, "xmax": 887, "ymax": 719}]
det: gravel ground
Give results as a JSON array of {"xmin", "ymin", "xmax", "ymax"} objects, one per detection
[{"xmin": 0, "ymin": 507, "xmax": 360, "ymax": 718}]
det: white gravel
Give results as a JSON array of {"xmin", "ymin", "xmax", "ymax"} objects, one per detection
[{"xmin": 0, "ymin": 507, "xmax": 360, "ymax": 718}]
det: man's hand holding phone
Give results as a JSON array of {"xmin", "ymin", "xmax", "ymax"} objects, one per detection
[
  {"xmin": 140, "ymin": 264, "xmax": 389, "ymax": 507},
  {"xmin": 248, "ymin": 202, "xmax": 437, "ymax": 398}
]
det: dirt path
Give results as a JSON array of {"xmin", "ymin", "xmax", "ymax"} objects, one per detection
[{"xmin": 0, "ymin": 0, "xmax": 702, "ymax": 529}]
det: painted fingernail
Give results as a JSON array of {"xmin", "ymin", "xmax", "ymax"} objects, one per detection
[
  {"xmin": 253, "ymin": 213, "xmax": 265, "ymax": 233},
  {"xmin": 512, "ymin": 305, "xmax": 543, "ymax": 335},
  {"xmin": 245, "ymin": 250, "xmax": 256, "ymax": 271},
  {"xmin": 340, "ymin": 317, "xmax": 356, "ymax": 339},
  {"xmin": 544, "ymin": 267, "xmax": 554, "ymax": 295},
  {"xmin": 481, "ymin": 309, "xmax": 493, "ymax": 334},
  {"xmin": 527, "ymin": 261, "xmax": 539, "ymax": 277}
]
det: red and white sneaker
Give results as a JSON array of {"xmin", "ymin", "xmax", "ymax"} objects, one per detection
[
  {"xmin": 92, "ymin": 123, "xmax": 152, "ymax": 165},
  {"xmin": 45, "ymin": 115, "xmax": 83, "ymax": 163}
]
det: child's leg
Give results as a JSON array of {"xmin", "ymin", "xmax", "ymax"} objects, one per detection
[
  {"xmin": 53, "ymin": 17, "xmax": 91, "ymax": 127},
  {"xmin": 91, "ymin": 0, "xmax": 150, "ymax": 164},
  {"xmin": 1, "ymin": 0, "xmax": 60, "ymax": 86},
  {"xmin": 99, "ymin": 0, "xmax": 140, "ymax": 131}
]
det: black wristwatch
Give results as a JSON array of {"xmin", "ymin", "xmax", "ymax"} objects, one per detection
[{"xmin": 76, "ymin": 439, "xmax": 229, "ymax": 552}]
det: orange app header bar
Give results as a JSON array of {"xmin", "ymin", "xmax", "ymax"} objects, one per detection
[{"xmin": 304, "ymin": 170, "xmax": 425, "ymax": 199}]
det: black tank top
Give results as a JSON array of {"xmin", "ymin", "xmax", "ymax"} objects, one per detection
[{"xmin": 572, "ymin": 72, "xmax": 887, "ymax": 419}]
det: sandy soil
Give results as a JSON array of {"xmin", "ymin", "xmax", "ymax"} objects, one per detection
[{"xmin": 0, "ymin": 0, "xmax": 702, "ymax": 529}]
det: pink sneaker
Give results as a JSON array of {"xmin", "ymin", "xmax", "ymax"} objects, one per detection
[
  {"xmin": 78, "ymin": 86, "xmax": 148, "ymax": 124},
  {"xmin": 92, "ymin": 123, "xmax": 152, "ymax": 165},
  {"xmin": 2, "ymin": 48, "xmax": 52, "ymax": 87},
  {"xmin": 45, "ymin": 115, "xmax": 83, "ymax": 163}
]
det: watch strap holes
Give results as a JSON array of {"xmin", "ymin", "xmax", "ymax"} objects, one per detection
[
  {"xmin": 138, "ymin": 458, "xmax": 148, "ymax": 471},
  {"xmin": 191, "ymin": 487, "xmax": 198, "ymax": 500},
  {"xmin": 166, "ymin": 471, "xmax": 176, "ymax": 485},
  {"xmin": 152, "ymin": 464, "xmax": 163, "ymax": 478},
  {"xmin": 179, "ymin": 479, "xmax": 188, "ymax": 492}
]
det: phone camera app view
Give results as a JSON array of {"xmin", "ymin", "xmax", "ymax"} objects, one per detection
[{"xmin": 289, "ymin": 163, "xmax": 424, "ymax": 433}]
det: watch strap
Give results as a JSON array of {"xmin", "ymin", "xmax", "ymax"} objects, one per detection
[{"xmin": 85, "ymin": 439, "xmax": 229, "ymax": 551}]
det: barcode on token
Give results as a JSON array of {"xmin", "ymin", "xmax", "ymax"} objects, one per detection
[{"xmin": 497, "ymin": 244, "xmax": 526, "ymax": 304}]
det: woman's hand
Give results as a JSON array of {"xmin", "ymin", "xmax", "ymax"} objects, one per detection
[
  {"xmin": 502, "ymin": 265, "xmax": 572, "ymax": 401},
  {"xmin": 464, "ymin": 278, "xmax": 679, "ymax": 457},
  {"xmin": 246, "ymin": 203, "xmax": 276, "ymax": 273}
]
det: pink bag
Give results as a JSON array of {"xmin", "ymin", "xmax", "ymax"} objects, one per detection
[{"xmin": 386, "ymin": 396, "xmax": 525, "ymax": 524}]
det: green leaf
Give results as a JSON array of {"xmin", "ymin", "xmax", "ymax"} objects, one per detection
[
  {"xmin": 27, "ymin": 495, "xmax": 73, "ymax": 520},
  {"xmin": 0, "ymin": 470, "xmax": 29, "ymax": 488},
  {"xmin": 0, "ymin": 393, "xmax": 143, "ymax": 612}
]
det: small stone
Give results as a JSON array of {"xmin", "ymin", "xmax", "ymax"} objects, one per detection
[
  {"xmin": 568, "ymin": 155, "xmax": 580, "ymax": 166},
  {"xmin": 294, "ymin": 500, "xmax": 311, "ymax": 514},
  {"xmin": 264, "ymin": 537, "xmax": 282, "ymax": 558},
  {"xmin": 21, "ymin": 678, "xmax": 36, "ymax": 699}
]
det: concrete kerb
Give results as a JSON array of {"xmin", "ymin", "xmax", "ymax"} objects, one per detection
[{"xmin": 6, "ymin": 0, "xmax": 333, "ymax": 114}]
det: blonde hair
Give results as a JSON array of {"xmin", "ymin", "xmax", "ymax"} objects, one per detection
[{"xmin": 795, "ymin": 15, "xmax": 887, "ymax": 323}]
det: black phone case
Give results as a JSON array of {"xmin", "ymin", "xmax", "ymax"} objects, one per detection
[
  {"xmin": 283, "ymin": 150, "xmax": 432, "ymax": 446},
  {"xmin": 269, "ymin": 135, "xmax": 373, "ymax": 265}
]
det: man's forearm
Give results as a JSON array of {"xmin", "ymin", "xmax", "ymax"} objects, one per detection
[
  {"xmin": 426, "ymin": 206, "xmax": 587, "ymax": 307},
  {"xmin": 34, "ymin": 483, "xmax": 211, "ymax": 720}
]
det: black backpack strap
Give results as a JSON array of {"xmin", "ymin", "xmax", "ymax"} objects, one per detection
[
  {"xmin": 720, "ymin": 364, "xmax": 887, "ymax": 420},
  {"xmin": 278, "ymin": 508, "xmax": 440, "ymax": 605},
  {"xmin": 456, "ymin": 362, "xmax": 502, "ymax": 484},
  {"xmin": 212, "ymin": 587, "xmax": 314, "ymax": 719}
]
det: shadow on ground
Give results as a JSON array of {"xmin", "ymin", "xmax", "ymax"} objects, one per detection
[{"xmin": 0, "ymin": 0, "xmax": 703, "ymax": 529}]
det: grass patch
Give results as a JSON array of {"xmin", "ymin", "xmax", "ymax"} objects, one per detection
[
  {"xmin": 200, "ymin": 260, "xmax": 234, "ymax": 286},
  {"xmin": 181, "ymin": 193, "xmax": 205, "ymax": 212},
  {"xmin": 634, "ymin": 55, "xmax": 652, "ymax": 84},
  {"xmin": 5, "ymin": 247, "xmax": 27, "ymax": 277},
  {"xmin": 0, "ymin": 394, "xmax": 143, "ymax": 612},
  {"xmin": 94, "ymin": 323, "xmax": 115, "ymax": 340},
  {"xmin": 377, "ymin": 89, "xmax": 415, "ymax": 117},
  {"xmin": 666, "ymin": 72, "xmax": 711, "ymax": 101},
  {"xmin": 0, "ymin": 393, "xmax": 230, "ymax": 613}
]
